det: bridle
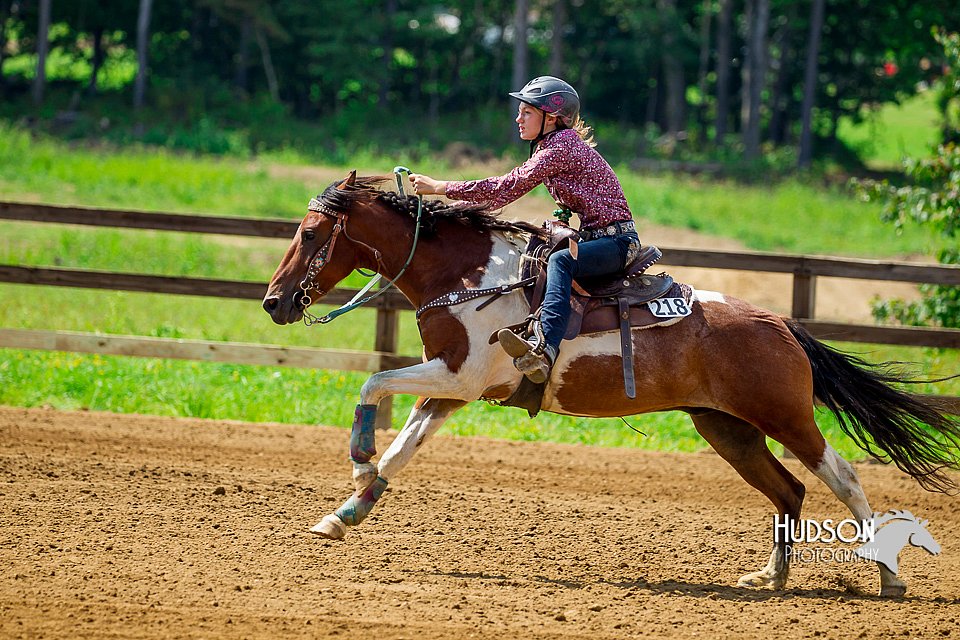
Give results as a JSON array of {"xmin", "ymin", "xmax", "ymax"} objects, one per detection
[
  {"xmin": 297, "ymin": 167, "xmax": 423, "ymax": 325},
  {"xmin": 297, "ymin": 198, "xmax": 347, "ymax": 314}
]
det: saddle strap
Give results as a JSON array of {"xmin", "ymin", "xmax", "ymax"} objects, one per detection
[{"xmin": 618, "ymin": 297, "xmax": 637, "ymax": 400}]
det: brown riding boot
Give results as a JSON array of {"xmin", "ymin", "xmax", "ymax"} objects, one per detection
[{"xmin": 497, "ymin": 329, "xmax": 558, "ymax": 384}]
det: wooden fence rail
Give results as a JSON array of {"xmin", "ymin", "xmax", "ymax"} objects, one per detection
[{"xmin": 1, "ymin": 201, "xmax": 958, "ymax": 416}]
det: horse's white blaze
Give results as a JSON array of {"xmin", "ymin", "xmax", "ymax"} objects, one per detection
[{"xmin": 692, "ymin": 288, "xmax": 727, "ymax": 305}]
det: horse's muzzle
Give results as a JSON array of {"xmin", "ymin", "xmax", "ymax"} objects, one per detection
[{"xmin": 262, "ymin": 294, "xmax": 303, "ymax": 325}]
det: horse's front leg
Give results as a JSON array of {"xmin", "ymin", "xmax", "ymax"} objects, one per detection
[{"xmin": 311, "ymin": 359, "xmax": 475, "ymax": 539}]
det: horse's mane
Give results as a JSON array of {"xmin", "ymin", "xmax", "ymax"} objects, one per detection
[{"xmin": 318, "ymin": 176, "xmax": 546, "ymax": 238}]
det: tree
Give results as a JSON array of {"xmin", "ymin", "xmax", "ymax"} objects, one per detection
[
  {"xmin": 714, "ymin": 0, "xmax": 734, "ymax": 144},
  {"xmin": 511, "ymin": 0, "xmax": 529, "ymax": 93},
  {"xmin": 741, "ymin": 0, "xmax": 768, "ymax": 159},
  {"xmin": 133, "ymin": 0, "xmax": 153, "ymax": 110},
  {"xmin": 550, "ymin": 0, "xmax": 566, "ymax": 76},
  {"xmin": 797, "ymin": 0, "xmax": 825, "ymax": 168},
  {"xmin": 31, "ymin": 0, "xmax": 51, "ymax": 105},
  {"xmin": 857, "ymin": 30, "xmax": 960, "ymax": 328}
]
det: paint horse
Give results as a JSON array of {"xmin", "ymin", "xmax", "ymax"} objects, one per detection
[{"xmin": 262, "ymin": 172, "xmax": 960, "ymax": 597}]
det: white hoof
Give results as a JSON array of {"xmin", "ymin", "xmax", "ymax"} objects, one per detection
[
  {"xmin": 310, "ymin": 514, "xmax": 347, "ymax": 539},
  {"xmin": 879, "ymin": 583, "xmax": 907, "ymax": 598},
  {"xmin": 737, "ymin": 570, "xmax": 787, "ymax": 590},
  {"xmin": 352, "ymin": 462, "xmax": 378, "ymax": 491}
]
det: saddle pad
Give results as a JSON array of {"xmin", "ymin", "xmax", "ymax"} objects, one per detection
[{"xmin": 576, "ymin": 282, "xmax": 694, "ymax": 336}]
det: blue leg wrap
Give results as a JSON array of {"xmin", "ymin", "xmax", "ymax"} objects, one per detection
[
  {"xmin": 350, "ymin": 403, "xmax": 378, "ymax": 463},
  {"xmin": 334, "ymin": 476, "xmax": 388, "ymax": 526}
]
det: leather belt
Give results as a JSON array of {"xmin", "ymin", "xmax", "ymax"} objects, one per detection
[{"xmin": 580, "ymin": 220, "xmax": 636, "ymax": 241}]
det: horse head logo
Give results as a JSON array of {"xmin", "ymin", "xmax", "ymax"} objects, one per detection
[{"xmin": 854, "ymin": 510, "xmax": 941, "ymax": 575}]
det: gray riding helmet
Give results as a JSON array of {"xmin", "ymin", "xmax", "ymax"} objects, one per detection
[{"xmin": 509, "ymin": 76, "xmax": 580, "ymax": 127}]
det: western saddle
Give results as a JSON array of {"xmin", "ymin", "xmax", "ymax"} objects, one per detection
[{"xmin": 490, "ymin": 221, "xmax": 680, "ymax": 414}]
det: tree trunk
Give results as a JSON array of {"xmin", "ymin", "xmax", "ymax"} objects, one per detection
[
  {"xmin": 695, "ymin": 0, "xmax": 714, "ymax": 135},
  {"xmin": 85, "ymin": 27, "xmax": 105, "ymax": 97},
  {"xmin": 234, "ymin": 17, "xmax": 252, "ymax": 94},
  {"xmin": 511, "ymin": 0, "xmax": 529, "ymax": 142},
  {"xmin": 255, "ymin": 26, "xmax": 280, "ymax": 103},
  {"xmin": 714, "ymin": 0, "xmax": 734, "ymax": 144},
  {"xmin": 768, "ymin": 16, "xmax": 794, "ymax": 145},
  {"xmin": 32, "ymin": 0, "xmax": 51, "ymax": 106},
  {"xmin": 511, "ymin": 0, "xmax": 529, "ymax": 93},
  {"xmin": 658, "ymin": 0, "xmax": 686, "ymax": 136},
  {"xmin": 742, "ymin": 0, "xmax": 768, "ymax": 159},
  {"xmin": 378, "ymin": 0, "xmax": 397, "ymax": 108},
  {"xmin": 134, "ymin": 0, "xmax": 153, "ymax": 110},
  {"xmin": 798, "ymin": 0, "xmax": 826, "ymax": 168},
  {"xmin": 550, "ymin": 0, "xmax": 566, "ymax": 76},
  {"xmin": 0, "ymin": 0, "xmax": 11, "ymax": 96}
]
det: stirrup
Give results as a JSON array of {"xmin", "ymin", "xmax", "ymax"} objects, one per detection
[{"xmin": 498, "ymin": 330, "xmax": 556, "ymax": 384}]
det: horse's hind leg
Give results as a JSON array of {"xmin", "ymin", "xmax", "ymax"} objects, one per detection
[
  {"xmin": 691, "ymin": 410, "xmax": 805, "ymax": 590},
  {"xmin": 791, "ymin": 440, "xmax": 906, "ymax": 597},
  {"xmin": 311, "ymin": 397, "xmax": 466, "ymax": 539}
]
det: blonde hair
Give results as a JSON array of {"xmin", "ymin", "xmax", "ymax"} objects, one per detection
[
  {"xmin": 571, "ymin": 116, "xmax": 596, "ymax": 147},
  {"xmin": 555, "ymin": 115, "xmax": 596, "ymax": 147}
]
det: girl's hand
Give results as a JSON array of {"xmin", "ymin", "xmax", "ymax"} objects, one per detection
[{"xmin": 409, "ymin": 173, "xmax": 447, "ymax": 196}]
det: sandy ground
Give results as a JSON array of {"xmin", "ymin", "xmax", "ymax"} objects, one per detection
[
  {"xmin": 1, "ymin": 405, "xmax": 958, "ymax": 639},
  {"xmin": 270, "ymin": 162, "xmax": 922, "ymax": 324}
]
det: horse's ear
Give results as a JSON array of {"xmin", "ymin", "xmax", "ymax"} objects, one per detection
[{"xmin": 337, "ymin": 170, "xmax": 357, "ymax": 190}]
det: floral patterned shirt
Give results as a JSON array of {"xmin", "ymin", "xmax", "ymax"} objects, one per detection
[{"xmin": 444, "ymin": 128, "xmax": 633, "ymax": 230}]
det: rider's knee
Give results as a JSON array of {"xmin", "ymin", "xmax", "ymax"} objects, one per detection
[{"xmin": 547, "ymin": 248, "xmax": 575, "ymax": 271}]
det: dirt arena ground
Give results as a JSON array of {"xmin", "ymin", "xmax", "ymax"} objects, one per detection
[{"xmin": 2, "ymin": 405, "xmax": 958, "ymax": 639}]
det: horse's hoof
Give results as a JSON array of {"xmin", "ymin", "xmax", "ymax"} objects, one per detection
[
  {"xmin": 352, "ymin": 462, "xmax": 378, "ymax": 492},
  {"xmin": 737, "ymin": 571, "xmax": 786, "ymax": 590},
  {"xmin": 310, "ymin": 514, "xmax": 347, "ymax": 539},
  {"xmin": 879, "ymin": 584, "xmax": 907, "ymax": 598}
]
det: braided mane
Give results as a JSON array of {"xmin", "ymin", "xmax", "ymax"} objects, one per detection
[{"xmin": 318, "ymin": 176, "xmax": 545, "ymax": 238}]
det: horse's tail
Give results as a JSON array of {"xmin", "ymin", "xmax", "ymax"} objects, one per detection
[{"xmin": 785, "ymin": 319, "xmax": 960, "ymax": 494}]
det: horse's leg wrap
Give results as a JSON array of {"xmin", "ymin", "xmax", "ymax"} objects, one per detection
[
  {"xmin": 350, "ymin": 403, "xmax": 378, "ymax": 463},
  {"xmin": 333, "ymin": 476, "xmax": 388, "ymax": 526}
]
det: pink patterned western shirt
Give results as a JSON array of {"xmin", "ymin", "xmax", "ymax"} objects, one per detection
[{"xmin": 444, "ymin": 128, "xmax": 633, "ymax": 231}]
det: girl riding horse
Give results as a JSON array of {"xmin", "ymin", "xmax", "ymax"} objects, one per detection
[{"xmin": 409, "ymin": 76, "xmax": 641, "ymax": 384}]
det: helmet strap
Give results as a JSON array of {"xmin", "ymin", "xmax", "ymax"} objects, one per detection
[{"xmin": 528, "ymin": 108, "xmax": 548, "ymax": 158}]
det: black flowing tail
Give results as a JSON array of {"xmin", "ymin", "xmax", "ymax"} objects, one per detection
[{"xmin": 786, "ymin": 319, "xmax": 960, "ymax": 493}]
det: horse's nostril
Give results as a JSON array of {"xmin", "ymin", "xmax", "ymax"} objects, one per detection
[{"xmin": 263, "ymin": 296, "xmax": 280, "ymax": 312}]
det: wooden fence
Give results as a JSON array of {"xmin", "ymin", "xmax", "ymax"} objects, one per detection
[{"xmin": 1, "ymin": 201, "xmax": 959, "ymax": 418}]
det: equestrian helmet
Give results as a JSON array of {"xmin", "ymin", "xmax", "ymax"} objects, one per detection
[{"xmin": 509, "ymin": 76, "xmax": 580, "ymax": 127}]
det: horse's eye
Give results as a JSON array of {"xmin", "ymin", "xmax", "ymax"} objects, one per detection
[{"xmin": 302, "ymin": 229, "xmax": 316, "ymax": 242}]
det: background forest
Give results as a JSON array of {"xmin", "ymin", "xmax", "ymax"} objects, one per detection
[{"xmin": 2, "ymin": 0, "xmax": 958, "ymax": 168}]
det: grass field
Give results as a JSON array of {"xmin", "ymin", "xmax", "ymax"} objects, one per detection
[
  {"xmin": 836, "ymin": 88, "xmax": 944, "ymax": 171},
  {"xmin": 0, "ymin": 122, "xmax": 957, "ymax": 462}
]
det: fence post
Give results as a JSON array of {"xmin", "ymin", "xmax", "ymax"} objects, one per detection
[
  {"xmin": 374, "ymin": 301, "xmax": 399, "ymax": 430},
  {"xmin": 791, "ymin": 266, "xmax": 817, "ymax": 319}
]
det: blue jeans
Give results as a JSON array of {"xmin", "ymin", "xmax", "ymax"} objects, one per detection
[{"xmin": 539, "ymin": 232, "xmax": 640, "ymax": 350}]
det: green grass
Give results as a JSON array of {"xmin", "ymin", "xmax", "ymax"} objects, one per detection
[
  {"xmin": 0, "ymin": 123, "xmax": 957, "ymax": 464},
  {"xmin": 836, "ymin": 89, "xmax": 943, "ymax": 171}
]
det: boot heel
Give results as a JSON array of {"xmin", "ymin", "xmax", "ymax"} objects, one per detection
[{"xmin": 497, "ymin": 329, "xmax": 533, "ymax": 358}]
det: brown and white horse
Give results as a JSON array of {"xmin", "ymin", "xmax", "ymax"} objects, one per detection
[{"xmin": 263, "ymin": 172, "xmax": 960, "ymax": 597}]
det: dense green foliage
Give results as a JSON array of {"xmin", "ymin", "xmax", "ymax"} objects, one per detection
[
  {"xmin": 2, "ymin": 1, "xmax": 959, "ymax": 166},
  {"xmin": 857, "ymin": 30, "xmax": 960, "ymax": 328}
]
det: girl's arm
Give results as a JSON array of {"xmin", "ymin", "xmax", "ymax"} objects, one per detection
[{"xmin": 410, "ymin": 145, "xmax": 563, "ymax": 210}]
